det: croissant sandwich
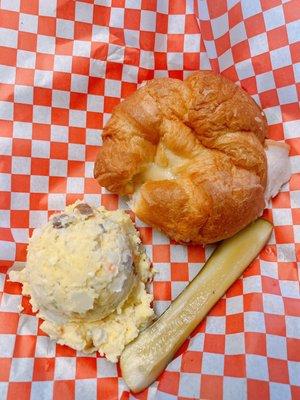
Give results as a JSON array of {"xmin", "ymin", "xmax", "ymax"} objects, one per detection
[{"xmin": 94, "ymin": 71, "xmax": 290, "ymax": 244}]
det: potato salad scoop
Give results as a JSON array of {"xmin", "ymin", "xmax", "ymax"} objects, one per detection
[{"xmin": 120, "ymin": 218, "xmax": 273, "ymax": 392}]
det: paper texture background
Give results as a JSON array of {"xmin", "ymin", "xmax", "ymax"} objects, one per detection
[{"xmin": 0, "ymin": 0, "xmax": 299, "ymax": 399}]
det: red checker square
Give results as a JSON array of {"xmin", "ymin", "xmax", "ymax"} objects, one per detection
[
  {"xmin": 0, "ymin": 312, "xmax": 19, "ymax": 333},
  {"xmin": 49, "ymin": 177, "xmax": 67, "ymax": 193},
  {"xmin": 278, "ymin": 262, "xmax": 298, "ymax": 281},
  {"xmin": 20, "ymin": 0, "xmax": 38, "ymax": 13},
  {"xmin": 204, "ymin": 334, "xmax": 225, "ymax": 354},
  {"xmin": 4, "ymin": 276, "xmax": 22, "ymax": 294},
  {"xmin": 72, "ymin": 56, "xmax": 90, "ymax": 75},
  {"xmin": 154, "ymin": 52, "xmax": 168, "ymax": 70},
  {"xmin": 18, "ymin": 32, "xmax": 37, "ymax": 52},
  {"xmin": 14, "ymin": 103, "xmax": 33, "ymax": 123},
  {"xmin": 259, "ymin": 89, "xmax": 279, "ymax": 109},
  {"xmin": 200, "ymin": 375, "xmax": 223, "ymax": 400},
  {"xmin": 171, "ymin": 263, "xmax": 189, "ymax": 281},
  {"xmin": 7, "ymin": 383, "xmax": 31, "ymax": 400},
  {"xmin": 267, "ymin": 26, "xmax": 288, "ymax": 51},
  {"xmin": 183, "ymin": 53, "xmax": 200, "ymax": 71},
  {"xmin": 121, "ymin": 82, "xmax": 138, "ymax": 98},
  {"xmin": 283, "ymin": 0, "xmax": 300, "ymax": 23},
  {"xmin": 34, "ymin": 87, "xmax": 52, "ymax": 106},
  {"xmin": 169, "ymin": 1, "xmax": 186, "ymax": 14},
  {"xmin": 66, "ymin": 194, "xmax": 84, "ymax": 205},
  {"xmin": 185, "ymin": 14, "xmax": 201, "ymax": 34},
  {"xmin": 76, "ymin": 357, "xmax": 97, "ymax": 379},
  {"xmin": 14, "ymin": 335, "xmax": 36, "ymax": 358},
  {"xmin": 292, "ymin": 387, "xmax": 300, "ymax": 399},
  {"xmin": 38, "ymin": 16, "xmax": 56, "ymax": 36},
  {"xmin": 0, "ymin": 48, "xmax": 17, "ymax": 68},
  {"xmin": 106, "ymin": 62, "xmax": 123, "ymax": 80},
  {"xmin": 12, "ymin": 138, "xmax": 31, "ymax": 157},
  {"xmin": 252, "ymin": 53, "xmax": 272, "ymax": 75},
  {"xmin": 268, "ymin": 358, "xmax": 289, "ymax": 384},
  {"xmin": 240, "ymin": 77, "xmax": 257, "ymax": 95},
  {"xmin": 33, "ymin": 358, "xmax": 55, "ymax": 381},
  {"xmin": 187, "ymin": 245, "xmax": 205, "ymax": 263},
  {"xmin": 93, "ymin": 5, "xmax": 111, "ymax": 25},
  {"xmin": 287, "ymin": 338, "xmax": 300, "ymax": 361},
  {"xmin": 54, "ymin": 381, "xmax": 75, "ymax": 400},
  {"xmin": 261, "ymin": 276, "xmax": 281, "ymax": 295},
  {"xmin": 74, "ymin": 22, "xmax": 92, "ymax": 41},
  {"xmin": 0, "ymin": 229, "xmax": 14, "ymax": 242},
  {"xmin": 124, "ymin": 9, "xmax": 141, "ymax": 30},
  {"xmin": 268, "ymin": 124, "xmax": 284, "ymax": 140},
  {"xmin": 109, "ymin": 28, "xmax": 124, "ymax": 46},
  {"xmin": 201, "ymin": 20, "xmax": 213, "ymax": 40},
  {"xmin": 53, "ymin": 72, "xmax": 71, "ymax": 91},
  {"xmin": 210, "ymin": 298, "xmax": 226, "ymax": 316},
  {"xmin": 97, "ymin": 378, "xmax": 118, "ymax": 399},
  {"xmin": 55, "ymin": 38, "xmax": 73, "ymax": 55},
  {"xmin": 0, "ymin": 10, "xmax": 19, "ymax": 30},
  {"xmin": 0, "ymin": 120, "xmax": 13, "ymax": 137},
  {"xmin": 85, "ymin": 177, "xmax": 100, "ymax": 194},
  {"xmin": 290, "ymin": 42, "xmax": 300, "ymax": 63},
  {"xmin": 260, "ymin": 244, "xmax": 277, "ymax": 262},
  {"xmin": 69, "ymin": 127, "xmax": 86, "ymax": 144},
  {"xmin": 32, "ymin": 124, "xmax": 51, "ymax": 141},
  {"xmin": 292, "ymin": 209, "xmax": 300, "ymax": 225},
  {"xmin": 273, "ymin": 66, "xmax": 295, "ymax": 88},
  {"xmin": 124, "ymin": 47, "xmax": 140, "ymax": 66},
  {"xmin": 158, "ymin": 371, "xmax": 180, "ymax": 396},
  {"xmin": 91, "ymin": 42, "xmax": 108, "ymax": 61},
  {"xmin": 104, "ymin": 97, "xmax": 120, "ymax": 114},
  {"xmin": 274, "ymin": 226, "xmax": 294, "ymax": 243},
  {"xmin": 0, "ymin": 192, "xmax": 10, "ymax": 209},
  {"xmin": 153, "ymin": 281, "xmax": 171, "ymax": 301},
  {"xmin": 226, "ymin": 313, "xmax": 244, "ymax": 334},
  {"xmin": 55, "ymin": 343, "xmax": 76, "ymax": 357},
  {"xmin": 181, "ymin": 351, "xmax": 202, "ymax": 373},
  {"xmin": 153, "ymin": 245, "xmax": 170, "ymax": 262},
  {"xmin": 141, "ymin": 0, "xmax": 157, "ymax": 11},
  {"xmin": 286, "ymin": 138, "xmax": 300, "ymax": 156},
  {"xmin": 244, "ymin": 293, "xmax": 263, "ymax": 312},
  {"xmin": 50, "ymin": 142, "xmax": 68, "ymax": 159},
  {"xmin": 207, "ymin": 1, "xmax": 227, "ymax": 18},
  {"xmin": 215, "ymin": 33, "xmax": 231, "ymax": 56},
  {"xmin": 290, "ymin": 174, "xmax": 300, "ymax": 191},
  {"xmin": 231, "ymin": 40, "xmax": 251, "ymax": 63},
  {"xmin": 11, "ymin": 211, "xmax": 29, "ymax": 228},
  {"xmin": 261, "ymin": 0, "xmax": 282, "ymax": 10},
  {"xmin": 101, "ymin": 194, "xmax": 119, "ymax": 210},
  {"xmin": 247, "ymin": 379, "xmax": 270, "ymax": 400},
  {"xmin": 244, "ymin": 259, "xmax": 260, "ymax": 277},
  {"xmin": 226, "ymin": 278, "xmax": 243, "ymax": 297},
  {"xmin": 169, "ymin": 71, "xmax": 184, "ymax": 79},
  {"xmin": 51, "ymin": 108, "xmax": 69, "ymax": 126},
  {"xmin": 86, "ymin": 145, "xmax": 99, "ymax": 161},
  {"xmin": 88, "ymin": 77, "xmax": 105, "ymax": 96},
  {"xmin": 284, "ymin": 298, "xmax": 300, "ymax": 317},
  {"xmin": 265, "ymin": 314, "xmax": 286, "ymax": 336},
  {"xmin": 167, "ymin": 34, "xmax": 184, "ymax": 52},
  {"xmin": 138, "ymin": 227, "xmax": 152, "ymax": 245},
  {"xmin": 0, "ymin": 155, "xmax": 11, "ymax": 173},
  {"xmin": 140, "ymin": 31, "xmax": 155, "ymax": 51},
  {"xmin": 282, "ymin": 104, "xmax": 300, "ymax": 122},
  {"xmin": 31, "ymin": 158, "xmax": 50, "ymax": 175},
  {"xmin": 68, "ymin": 161, "xmax": 85, "ymax": 177},
  {"xmin": 224, "ymin": 355, "xmax": 246, "ymax": 377},
  {"xmin": 244, "ymin": 13, "xmax": 266, "ymax": 38},
  {"xmin": 70, "ymin": 93, "xmax": 87, "ymax": 110},
  {"xmin": 228, "ymin": 3, "xmax": 243, "ymax": 27},
  {"xmin": 0, "ymin": 358, "xmax": 11, "ymax": 381},
  {"xmin": 30, "ymin": 193, "xmax": 48, "ymax": 210},
  {"xmin": 112, "ymin": 0, "xmax": 125, "ymax": 6},
  {"xmin": 245, "ymin": 332, "xmax": 267, "ymax": 356},
  {"xmin": 16, "ymin": 68, "xmax": 35, "ymax": 86},
  {"xmin": 21, "ymin": 295, "xmax": 34, "ymax": 314},
  {"xmin": 56, "ymin": 0, "xmax": 75, "ymax": 19},
  {"xmin": 11, "ymin": 175, "xmax": 30, "ymax": 192}
]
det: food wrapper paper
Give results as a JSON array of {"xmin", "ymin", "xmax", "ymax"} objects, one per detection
[{"xmin": 0, "ymin": 0, "xmax": 299, "ymax": 399}]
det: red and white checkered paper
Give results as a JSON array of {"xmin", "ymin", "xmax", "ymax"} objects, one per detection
[{"xmin": 0, "ymin": 0, "xmax": 299, "ymax": 399}]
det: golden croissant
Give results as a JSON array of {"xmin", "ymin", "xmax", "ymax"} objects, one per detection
[{"xmin": 94, "ymin": 71, "xmax": 268, "ymax": 244}]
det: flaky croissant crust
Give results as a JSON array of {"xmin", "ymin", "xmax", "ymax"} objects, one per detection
[{"xmin": 94, "ymin": 71, "xmax": 268, "ymax": 244}]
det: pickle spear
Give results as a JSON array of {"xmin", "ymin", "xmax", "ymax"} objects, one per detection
[{"xmin": 120, "ymin": 218, "xmax": 272, "ymax": 393}]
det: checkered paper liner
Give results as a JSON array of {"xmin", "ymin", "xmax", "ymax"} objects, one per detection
[{"xmin": 0, "ymin": 0, "xmax": 299, "ymax": 399}]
